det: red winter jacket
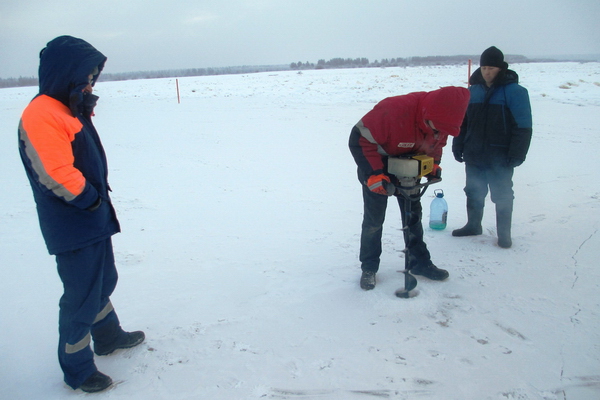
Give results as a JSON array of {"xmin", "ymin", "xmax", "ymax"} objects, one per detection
[{"xmin": 349, "ymin": 86, "xmax": 470, "ymax": 179}]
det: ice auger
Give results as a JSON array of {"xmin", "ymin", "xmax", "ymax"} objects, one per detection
[{"xmin": 385, "ymin": 155, "xmax": 440, "ymax": 298}]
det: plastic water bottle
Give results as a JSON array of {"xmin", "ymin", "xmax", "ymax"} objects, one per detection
[{"xmin": 429, "ymin": 189, "xmax": 448, "ymax": 230}]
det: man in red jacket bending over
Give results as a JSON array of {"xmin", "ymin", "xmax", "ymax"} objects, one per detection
[{"xmin": 349, "ymin": 86, "xmax": 470, "ymax": 290}]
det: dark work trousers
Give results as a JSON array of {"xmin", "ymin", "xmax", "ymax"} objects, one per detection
[
  {"xmin": 464, "ymin": 163, "xmax": 514, "ymax": 208},
  {"xmin": 360, "ymin": 184, "xmax": 431, "ymax": 273},
  {"xmin": 56, "ymin": 237, "xmax": 123, "ymax": 389}
]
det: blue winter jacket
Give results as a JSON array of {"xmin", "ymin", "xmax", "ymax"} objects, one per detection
[
  {"xmin": 18, "ymin": 36, "xmax": 120, "ymax": 254},
  {"xmin": 453, "ymin": 68, "xmax": 532, "ymax": 166}
]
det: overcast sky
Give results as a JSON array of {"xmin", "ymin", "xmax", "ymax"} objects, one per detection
[{"xmin": 1, "ymin": 0, "xmax": 599, "ymax": 78}]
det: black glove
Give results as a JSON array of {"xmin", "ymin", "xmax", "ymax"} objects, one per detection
[
  {"xmin": 507, "ymin": 158, "xmax": 524, "ymax": 168},
  {"xmin": 453, "ymin": 150, "xmax": 464, "ymax": 163}
]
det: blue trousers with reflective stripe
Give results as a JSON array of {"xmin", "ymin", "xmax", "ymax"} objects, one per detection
[{"xmin": 56, "ymin": 238, "xmax": 122, "ymax": 389}]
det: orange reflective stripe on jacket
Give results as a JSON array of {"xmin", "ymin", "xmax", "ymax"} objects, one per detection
[{"xmin": 19, "ymin": 95, "xmax": 86, "ymax": 201}]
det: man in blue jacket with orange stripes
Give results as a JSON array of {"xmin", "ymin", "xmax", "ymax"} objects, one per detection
[{"xmin": 18, "ymin": 36, "xmax": 144, "ymax": 393}]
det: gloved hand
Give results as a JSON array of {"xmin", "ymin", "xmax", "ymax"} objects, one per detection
[
  {"xmin": 453, "ymin": 150, "xmax": 464, "ymax": 163},
  {"xmin": 507, "ymin": 158, "xmax": 524, "ymax": 168},
  {"xmin": 367, "ymin": 173, "xmax": 391, "ymax": 195},
  {"xmin": 427, "ymin": 164, "xmax": 442, "ymax": 181}
]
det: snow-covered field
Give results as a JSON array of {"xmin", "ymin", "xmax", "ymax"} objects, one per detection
[{"xmin": 1, "ymin": 62, "xmax": 599, "ymax": 399}]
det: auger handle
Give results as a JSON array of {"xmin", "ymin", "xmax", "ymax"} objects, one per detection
[{"xmin": 393, "ymin": 177, "xmax": 442, "ymax": 200}]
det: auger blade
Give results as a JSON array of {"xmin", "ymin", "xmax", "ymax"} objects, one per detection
[{"xmin": 395, "ymin": 270, "xmax": 418, "ymax": 298}]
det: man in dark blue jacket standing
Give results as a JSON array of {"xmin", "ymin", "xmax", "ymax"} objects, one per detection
[
  {"xmin": 452, "ymin": 46, "xmax": 532, "ymax": 248},
  {"xmin": 18, "ymin": 36, "xmax": 144, "ymax": 393}
]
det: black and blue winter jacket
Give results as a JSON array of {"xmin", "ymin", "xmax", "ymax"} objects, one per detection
[{"xmin": 453, "ymin": 68, "xmax": 533, "ymax": 166}]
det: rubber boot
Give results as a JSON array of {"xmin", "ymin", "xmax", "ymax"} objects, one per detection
[
  {"xmin": 496, "ymin": 202, "xmax": 513, "ymax": 248},
  {"xmin": 452, "ymin": 201, "xmax": 483, "ymax": 237}
]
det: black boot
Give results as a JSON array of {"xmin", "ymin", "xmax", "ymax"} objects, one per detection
[
  {"xmin": 94, "ymin": 330, "xmax": 145, "ymax": 356},
  {"xmin": 452, "ymin": 201, "xmax": 483, "ymax": 237},
  {"xmin": 80, "ymin": 371, "xmax": 113, "ymax": 393},
  {"xmin": 360, "ymin": 270, "xmax": 376, "ymax": 290},
  {"xmin": 496, "ymin": 202, "xmax": 513, "ymax": 248},
  {"xmin": 410, "ymin": 263, "xmax": 449, "ymax": 281}
]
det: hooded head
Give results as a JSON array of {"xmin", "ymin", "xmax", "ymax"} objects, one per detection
[
  {"xmin": 38, "ymin": 36, "xmax": 107, "ymax": 115},
  {"xmin": 419, "ymin": 86, "xmax": 470, "ymax": 137},
  {"xmin": 480, "ymin": 46, "xmax": 508, "ymax": 69}
]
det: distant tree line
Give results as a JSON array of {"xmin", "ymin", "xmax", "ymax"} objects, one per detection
[
  {"xmin": 0, "ymin": 65, "xmax": 288, "ymax": 88},
  {"xmin": 291, "ymin": 55, "xmax": 531, "ymax": 70},
  {"xmin": 98, "ymin": 64, "xmax": 288, "ymax": 82},
  {"xmin": 291, "ymin": 57, "xmax": 371, "ymax": 70},
  {"xmin": 1, "ymin": 53, "xmax": 590, "ymax": 89},
  {"xmin": 0, "ymin": 76, "xmax": 38, "ymax": 89}
]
